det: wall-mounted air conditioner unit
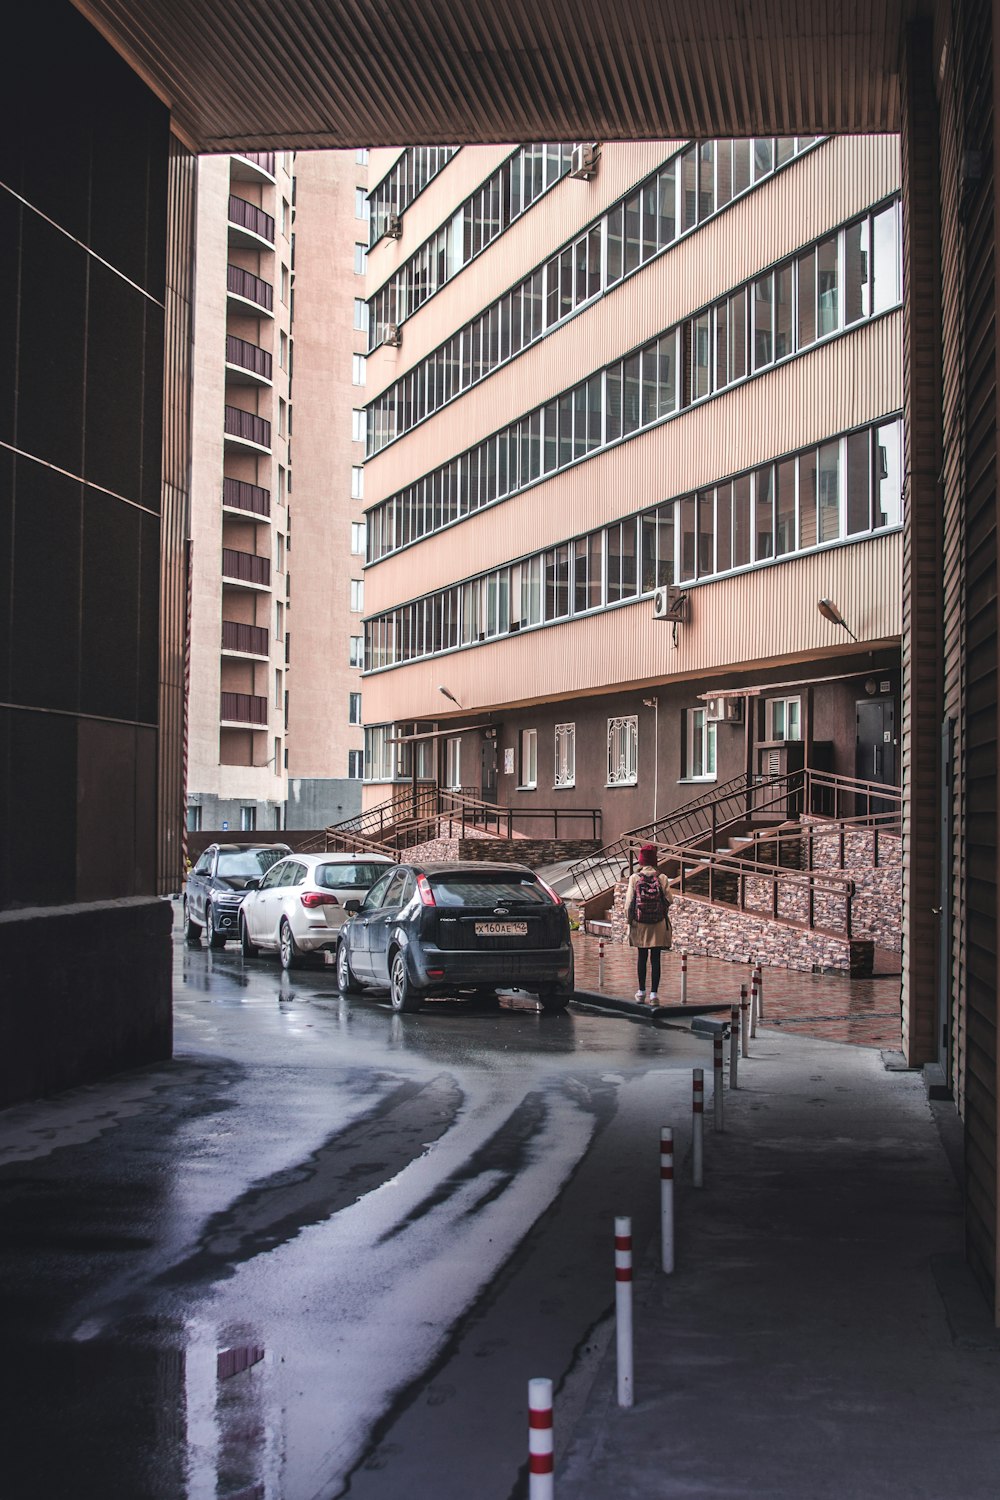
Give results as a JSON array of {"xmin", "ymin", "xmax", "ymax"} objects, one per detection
[
  {"xmin": 384, "ymin": 323, "xmax": 402, "ymax": 348},
  {"xmin": 706, "ymin": 696, "xmax": 745, "ymax": 723},
  {"xmin": 652, "ymin": 585, "xmax": 690, "ymax": 622},
  {"xmin": 385, "ymin": 212, "xmax": 403, "ymax": 239},
  {"xmin": 570, "ymin": 142, "xmax": 601, "ymax": 180}
]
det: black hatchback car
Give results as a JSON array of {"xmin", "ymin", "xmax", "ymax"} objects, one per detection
[
  {"xmin": 184, "ymin": 842, "xmax": 291, "ymax": 948},
  {"xmin": 335, "ymin": 861, "xmax": 574, "ymax": 1013}
]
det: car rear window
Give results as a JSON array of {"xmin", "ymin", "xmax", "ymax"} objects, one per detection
[
  {"xmin": 315, "ymin": 862, "xmax": 387, "ymax": 890},
  {"xmin": 427, "ymin": 872, "xmax": 552, "ymax": 907},
  {"xmin": 217, "ymin": 848, "xmax": 288, "ymax": 878}
]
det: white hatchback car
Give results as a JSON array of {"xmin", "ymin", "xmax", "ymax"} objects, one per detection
[{"xmin": 239, "ymin": 852, "xmax": 395, "ymax": 970}]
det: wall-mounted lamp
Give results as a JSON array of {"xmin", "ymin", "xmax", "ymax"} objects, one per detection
[
  {"xmin": 438, "ymin": 685, "xmax": 463, "ymax": 708},
  {"xmin": 817, "ymin": 598, "xmax": 859, "ymax": 643}
]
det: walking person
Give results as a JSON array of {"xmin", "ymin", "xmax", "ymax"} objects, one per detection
[{"xmin": 625, "ymin": 843, "xmax": 673, "ymax": 1003}]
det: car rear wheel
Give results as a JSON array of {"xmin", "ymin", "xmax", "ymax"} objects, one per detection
[
  {"xmin": 184, "ymin": 900, "xmax": 202, "ymax": 943},
  {"xmin": 239, "ymin": 914, "xmax": 259, "ymax": 959},
  {"xmin": 336, "ymin": 940, "xmax": 363, "ymax": 994},
  {"xmin": 536, "ymin": 985, "xmax": 571, "ymax": 1013},
  {"xmin": 279, "ymin": 919, "xmax": 304, "ymax": 971},
  {"xmin": 206, "ymin": 904, "xmax": 228, "ymax": 949},
  {"xmin": 389, "ymin": 950, "xmax": 422, "ymax": 1013}
]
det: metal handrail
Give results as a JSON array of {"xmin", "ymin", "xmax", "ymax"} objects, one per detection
[{"xmin": 663, "ymin": 841, "xmax": 857, "ymax": 940}]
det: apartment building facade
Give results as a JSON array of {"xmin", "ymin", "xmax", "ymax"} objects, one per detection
[
  {"xmin": 186, "ymin": 149, "xmax": 369, "ymax": 833},
  {"xmin": 360, "ymin": 137, "xmax": 903, "ymax": 842}
]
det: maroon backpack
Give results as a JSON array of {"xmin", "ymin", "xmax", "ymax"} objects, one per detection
[{"xmin": 633, "ymin": 870, "xmax": 666, "ymax": 924}]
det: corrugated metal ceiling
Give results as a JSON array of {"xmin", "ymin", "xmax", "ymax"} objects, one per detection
[{"xmin": 72, "ymin": 0, "xmax": 929, "ymax": 152}]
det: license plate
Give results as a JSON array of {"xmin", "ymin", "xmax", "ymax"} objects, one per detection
[{"xmin": 475, "ymin": 920, "xmax": 528, "ymax": 937}]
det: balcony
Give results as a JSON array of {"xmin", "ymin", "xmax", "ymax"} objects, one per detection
[
  {"xmin": 222, "ymin": 620, "xmax": 271, "ymax": 658},
  {"xmin": 231, "ymin": 151, "xmax": 276, "ymax": 183},
  {"xmin": 227, "ymin": 263, "xmax": 274, "ymax": 317},
  {"xmin": 225, "ymin": 334, "xmax": 273, "ymax": 385},
  {"xmin": 222, "ymin": 476, "xmax": 271, "ymax": 518},
  {"xmin": 224, "ymin": 404, "xmax": 271, "ymax": 452},
  {"xmin": 222, "ymin": 547, "xmax": 271, "ymax": 589},
  {"xmin": 228, "ymin": 194, "xmax": 275, "ymax": 247},
  {"xmin": 221, "ymin": 691, "xmax": 268, "ymax": 727}
]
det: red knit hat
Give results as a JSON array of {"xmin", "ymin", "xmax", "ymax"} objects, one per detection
[{"xmin": 638, "ymin": 843, "xmax": 658, "ymax": 866}]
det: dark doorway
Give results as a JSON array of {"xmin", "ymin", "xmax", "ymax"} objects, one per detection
[
  {"xmin": 856, "ymin": 698, "xmax": 897, "ymax": 813},
  {"xmin": 480, "ymin": 736, "xmax": 498, "ymax": 803}
]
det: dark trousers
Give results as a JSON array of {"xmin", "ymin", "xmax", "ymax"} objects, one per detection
[{"xmin": 636, "ymin": 948, "xmax": 662, "ymax": 992}]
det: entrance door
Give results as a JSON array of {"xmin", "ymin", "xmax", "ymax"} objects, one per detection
[
  {"xmin": 480, "ymin": 736, "xmax": 498, "ymax": 803},
  {"xmin": 855, "ymin": 699, "xmax": 897, "ymax": 811}
]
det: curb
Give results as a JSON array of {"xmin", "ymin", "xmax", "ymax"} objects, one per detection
[{"xmin": 571, "ymin": 990, "xmax": 733, "ymax": 1022}]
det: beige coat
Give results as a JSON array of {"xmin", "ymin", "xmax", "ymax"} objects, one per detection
[{"xmin": 625, "ymin": 870, "xmax": 673, "ymax": 949}]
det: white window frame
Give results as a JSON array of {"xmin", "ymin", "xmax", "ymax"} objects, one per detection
[
  {"xmin": 349, "ymin": 634, "xmax": 364, "ymax": 667},
  {"xmin": 240, "ymin": 805, "xmax": 257, "ymax": 831},
  {"xmin": 352, "ymin": 408, "xmax": 367, "ymax": 443},
  {"xmin": 351, "ymin": 465, "xmax": 365, "ymax": 499},
  {"xmin": 355, "ymin": 186, "xmax": 369, "ymax": 220},
  {"xmin": 685, "ymin": 708, "xmax": 717, "ymax": 780},
  {"xmin": 348, "ymin": 749, "xmax": 363, "ymax": 779},
  {"xmin": 607, "ymin": 715, "xmax": 638, "ymax": 786},
  {"xmin": 350, "ymin": 579, "xmax": 364, "ymax": 612},
  {"xmin": 352, "ymin": 353, "xmax": 367, "ymax": 385},
  {"xmin": 350, "ymin": 521, "xmax": 366, "ymax": 554},
  {"xmin": 348, "ymin": 691, "xmax": 362, "ymax": 725},
  {"xmin": 354, "ymin": 242, "xmax": 368, "ymax": 274},
  {"xmin": 445, "ymin": 737, "xmax": 462, "ymax": 790},
  {"xmin": 766, "ymin": 695, "xmax": 802, "ymax": 740},
  {"xmin": 353, "ymin": 297, "xmax": 369, "ymax": 331},
  {"xmin": 554, "ymin": 723, "xmax": 576, "ymax": 787},
  {"xmin": 519, "ymin": 727, "xmax": 538, "ymax": 789}
]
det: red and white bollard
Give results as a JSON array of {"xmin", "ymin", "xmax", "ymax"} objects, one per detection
[
  {"xmin": 660, "ymin": 1128, "xmax": 675, "ymax": 1274},
  {"xmin": 754, "ymin": 961, "xmax": 764, "ymax": 1021},
  {"xmin": 692, "ymin": 1068, "xmax": 704, "ymax": 1186},
  {"xmin": 713, "ymin": 1035, "xmax": 725, "ymax": 1131},
  {"xmin": 615, "ymin": 1216, "xmax": 634, "ymax": 1407},
  {"xmin": 528, "ymin": 1378, "xmax": 554, "ymax": 1499},
  {"xmin": 680, "ymin": 951, "xmax": 688, "ymax": 1006},
  {"xmin": 740, "ymin": 983, "xmax": 750, "ymax": 1058},
  {"xmin": 729, "ymin": 1004, "xmax": 740, "ymax": 1089},
  {"xmin": 598, "ymin": 937, "xmax": 605, "ymax": 989},
  {"xmin": 750, "ymin": 969, "xmax": 759, "ymax": 1039}
]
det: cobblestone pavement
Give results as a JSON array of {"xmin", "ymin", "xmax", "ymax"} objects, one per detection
[{"xmin": 571, "ymin": 930, "xmax": 903, "ymax": 1048}]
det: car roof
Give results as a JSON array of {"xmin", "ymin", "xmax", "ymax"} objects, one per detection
[
  {"xmin": 210, "ymin": 842, "xmax": 291, "ymax": 853},
  {"xmin": 397, "ymin": 861, "xmax": 536, "ymax": 876},
  {"xmin": 276, "ymin": 851, "xmax": 395, "ymax": 866}
]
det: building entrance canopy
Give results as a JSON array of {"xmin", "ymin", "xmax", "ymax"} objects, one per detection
[{"xmin": 75, "ymin": 0, "xmax": 928, "ymax": 150}]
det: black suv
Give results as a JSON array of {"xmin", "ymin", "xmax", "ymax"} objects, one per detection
[
  {"xmin": 184, "ymin": 843, "xmax": 291, "ymax": 948},
  {"xmin": 335, "ymin": 861, "xmax": 574, "ymax": 1013}
]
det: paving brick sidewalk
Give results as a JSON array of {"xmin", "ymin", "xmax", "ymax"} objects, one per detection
[{"xmin": 571, "ymin": 931, "xmax": 902, "ymax": 1048}]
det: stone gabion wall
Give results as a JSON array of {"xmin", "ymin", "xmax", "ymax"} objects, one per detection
[
  {"xmin": 402, "ymin": 833, "xmax": 602, "ymax": 867},
  {"xmin": 802, "ymin": 822, "xmax": 902, "ymax": 951},
  {"xmin": 607, "ymin": 881, "xmax": 873, "ymax": 975}
]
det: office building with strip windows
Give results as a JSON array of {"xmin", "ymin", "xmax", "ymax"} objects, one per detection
[{"xmin": 360, "ymin": 136, "xmax": 903, "ymax": 838}]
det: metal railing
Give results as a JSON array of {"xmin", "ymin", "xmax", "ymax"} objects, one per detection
[
  {"xmin": 224, "ymin": 405, "xmax": 271, "ymax": 448},
  {"xmin": 235, "ymin": 151, "xmax": 276, "ymax": 177},
  {"xmin": 227, "ymin": 263, "xmax": 273, "ymax": 311},
  {"xmin": 220, "ymin": 691, "xmax": 268, "ymax": 726},
  {"xmin": 221, "ymin": 620, "xmax": 270, "ymax": 656},
  {"xmin": 226, "ymin": 334, "xmax": 273, "ymax": 380},
  {"xmin": 664, "ymin": 842, "xmax": 857, "ymax": 940},
  {"xmin": 223, "ymin": 476, "xmax": 270, "ymax": 516},
  {"xmin": 222, "ymin": 547, "xmax": 271, "ymax": 586},
  {"xmin": 228, "ymin": 194, "xmax": 275, "ymax": 242}
]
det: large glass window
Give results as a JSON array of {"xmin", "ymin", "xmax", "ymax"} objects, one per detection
[
  {"xmin": 520, "ymin": 728, "xmax": 538, "ymax": 788},
  {"xmin": 607, "ymin": 717, "xmax": 638, "ymax": 786},
  {"xmin": 554, "ymin": 724, "xmax": 576, "ymax": 787},
  {"xmin": 686, "ymin": 709, "xmax": 717, "ymax": 779}
]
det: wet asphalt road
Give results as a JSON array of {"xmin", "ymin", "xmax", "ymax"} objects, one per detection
[{"xmin": 0, "ymin": 915, "xmax": 709, "ymax": 1500}]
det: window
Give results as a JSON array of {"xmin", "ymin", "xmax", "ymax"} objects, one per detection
[
  {"xmin": 607, "ymin": 716, "xmax": 638, "ymax": 786},
  {"xmin": 352, "ymin": 353, "xmax": 367, "ymax": 385},
  {"xmin": 350, "ymin": 579, "xmax": 364, "ymax": 611},
  {"xmin": 348, "ymin": 749, "xmax": 364, "ymax": 779},
  {"xmin": 355, "ymin": 187, "xmax": 369, "ymax": 219},
  {"xmin": 767, "ymin": 697, "xmax": 802, "ymax": 740},
  {"xmin": 353, "ymin": 297, "xmax": 368, "ymax": 332},
  {"xmin": 685, "ymin": 709, "xmax": 717, "ymax": 779},
  {"xmin": 240, "ymin": 805, "xmax": 257, "ymax": 831},
  {"xmin": 349, "ymin": 634, "xmax": 364, "ymax": 667},
  {"xmin": 356, "ymin": 148, "xmax": 370, "ymax": 165},
  {"xmin": 281, "ymin": 265, "xmax": 289, "ymax": 303},
  {"xmin": 554, "ymin": 723, "xmax": 576, "ymax": 787},
  {"xmin": 365, "ymin": 724, "xmax": 395, "ymax": 780},
  {"xmin": 354, "ymin": 242, "xmax": 368, "ymax": 274},
  {"xmin": 274, "ymin": 669, "xmax": 283, "ymax": 708},
  {"xmin": 350, "ymin": 521, "xmax": 366, "ymax": 554},
  {"xmin": 351, "ymin": 465, "xmax": 365, "ymax": 500},
  {"xmin": 520, "ymin": 728, "xmax": 538, "ymax": 788},
  {"xmin": 352, "ymin": 408, "xmax": 367, "ymax": 443},
  {"xmin": 186, "ymin": 804, "xmax": 202, "ymax": 832},
  {"xmin": 446, "ymin": 737, "xmax": 462, "ymax": 789},
  {"xmin": 349, "ymin": 691, "xmax": 362, "ymax": 724}
]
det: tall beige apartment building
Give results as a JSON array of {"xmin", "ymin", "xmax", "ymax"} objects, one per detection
[
  {"xmin": 186, "ymin": 150, "xmax": 368, "ymax": 834},
  {"xmin": 360, "ymin": 139, "xmax": 903, "ymax": 837}
]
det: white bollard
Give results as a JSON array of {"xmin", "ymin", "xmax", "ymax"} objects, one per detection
[
  {"xmin": 660, "ymin": 1128, "xmax": 675, "ymax": 1274},
  {"xmin": 729, "ymin": 1004, "xmax": 740, "ymax": 1089},
  {"xmin": 713, "ymin": 1035, "xmax": 725, "ymax": 1131},
  {"xmin": 740, "ymin": 984, "xmax": 750, "ymax": 1059},
  {"xmin": 692, "ymin": 1068, "xmax": 704, "ymax": 1186},
  {"xmin": 754, "ymin": 961, "xmax": 764, "ymax": 1020},
  {"xmin": 615, "ymin": 1216, "xmax": 634, "ymax": 1408},
  {"xmin": 680, "ymin": 951, "xmax": 688, "ymax": 1005},
  {"xmin": 750, "ymin": 970, "xmax": 759, "ymax": 1039},
  {"xmin": 528, "ymin": 1378, "xmax": 555, "ymax": 1499}
]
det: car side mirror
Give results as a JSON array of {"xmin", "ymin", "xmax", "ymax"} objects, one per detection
[
  {"xmin": 245, "ymin": 878, "xmax": 260, "ymax": 891},
  {"xmin": 344, "ymin": 899, "xmax": 362, "ymax": 914}
]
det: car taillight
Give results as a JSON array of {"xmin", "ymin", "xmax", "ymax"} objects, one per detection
[
  {"xmin": 535, "ymin": 876, "xmax": 563, "ymax": 905},
  {"xmin": 416, "ymin": 873, "xmax": 436, "ymax": 906},
  {"xmin": 300, "ymin": 891, "xmax": 339, "ymax": 909}
]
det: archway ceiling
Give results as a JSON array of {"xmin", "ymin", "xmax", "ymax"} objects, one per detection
[{"xmin": 74, "ymin": 0, "xmax": 929, "ymax": 153}]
